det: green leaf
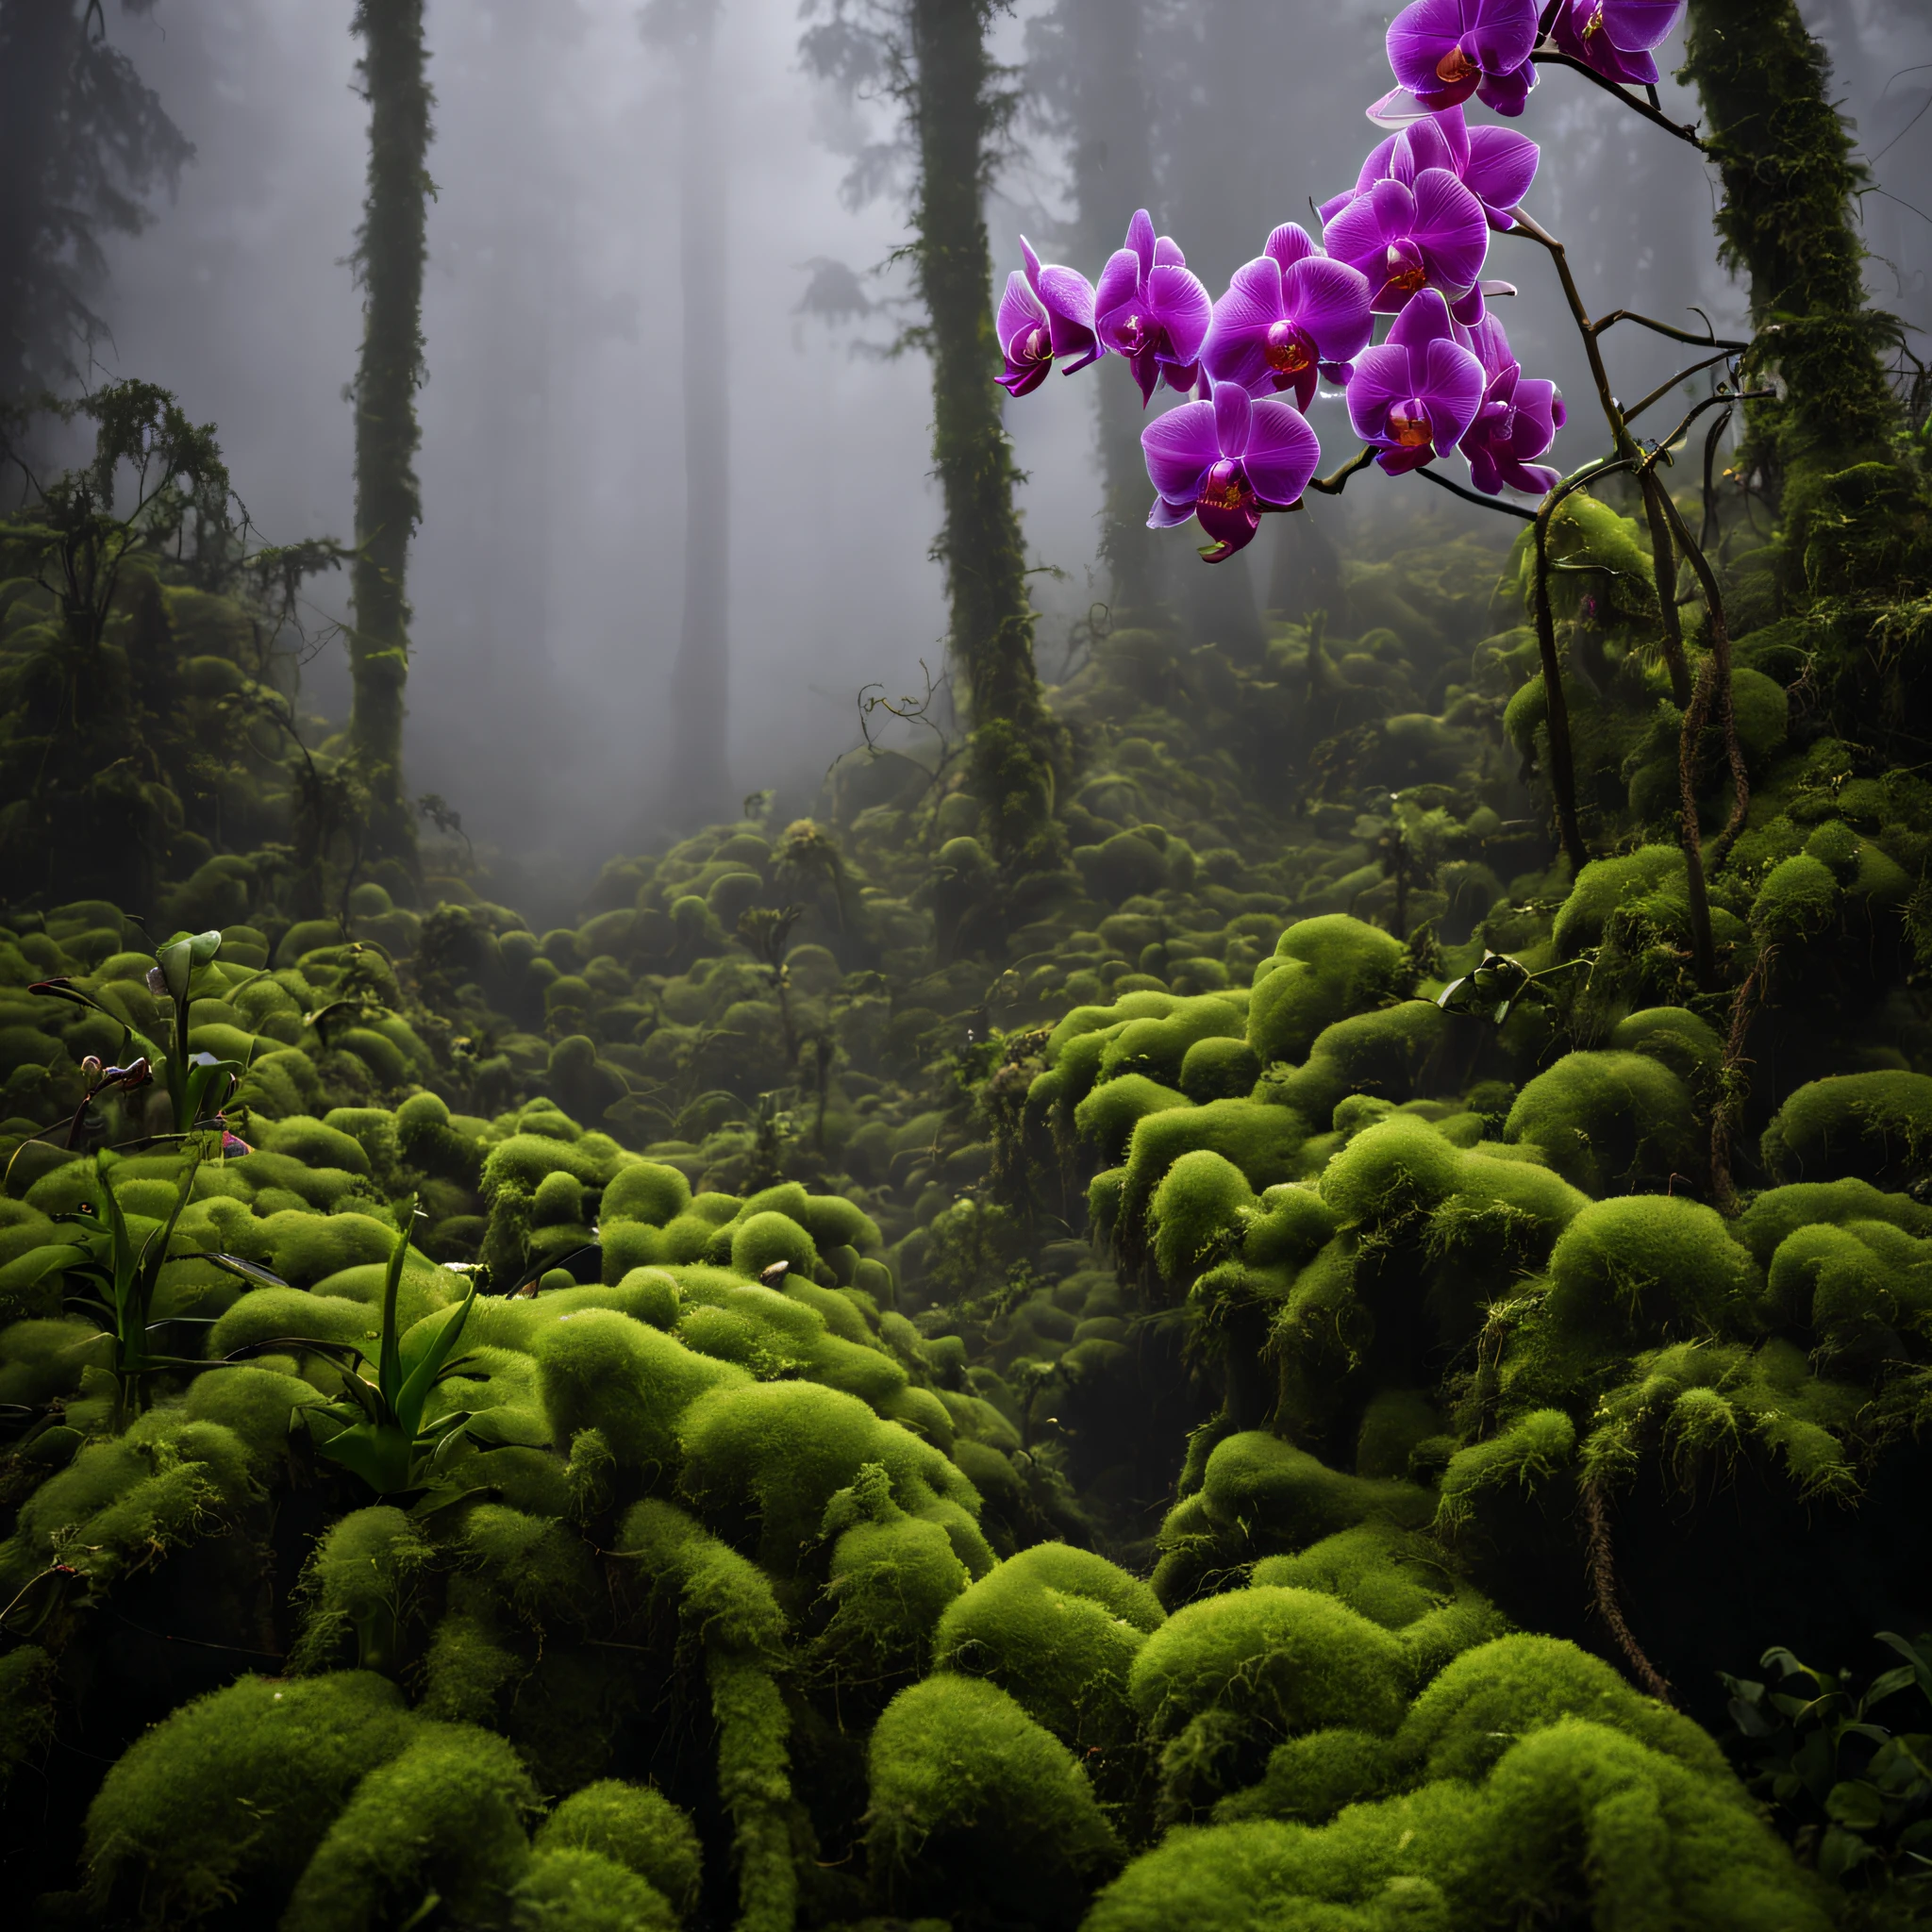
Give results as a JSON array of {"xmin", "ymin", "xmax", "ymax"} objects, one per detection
[
  {"xmin": 392, "ymin": 1282, "xmax": 477, "ymax": 1439},
  {"xmin": 310, "ymin": 1417, "xmax": 413, "ymax": 1494},
  {"xmin": 203, "ymin": 1254, "xmax": 292, "ymax": 1291},
  {"xmin": 1825, "ymin": 1779, "xmax": 1888, "ymax": 1832}
]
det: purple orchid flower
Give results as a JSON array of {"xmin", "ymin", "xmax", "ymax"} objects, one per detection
[
  {"xmin": 1095, "ymin": 209, "xmax": 1214, "ymax": 405},
  {"xmin": 1383, "ymin": 0, "xmax": 1541, "ymax": 117},
  {"xmin": 1459, "ymin": 312, "xmax": 1567, "ymax": 495},
  {"xmin": 1550, "ymin": 0, "xmax": 1684, "ymax": 87},
  {"xmin": 996, "ymin": 238, "xmax": 1100, "ymax": 398},
  {"xmin": 1200, "ymin": 225, "xmax": 1374, "ymax": 409},
  {"xmin": 1141, "ymin": 380, "xmax": 1322, "ymax": 562},
  {"xmin": 1323, "ymin": 168, "xmax": 1490, "ymax": 314},
  {"xmin": 1320, "ymin": 104, "xmax": 1539, "ymax": 234},
  {"xmin": 1345, "ymin": 288, "xmax": 1488, "ymax": 475}
]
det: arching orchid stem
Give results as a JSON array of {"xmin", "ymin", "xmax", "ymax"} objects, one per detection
[
  {"xmin": 1700, "ymin": 406, "xmax": 1733, "ymax": 551},
  {"xmin": 1508, "ymin": 213, "xmax": 1637, "ymax": 463},
  {"xmin": 1638, "ymin": 477, "xmax": 1694, "ymax": 708},
  {"xmin": 1649, "ymin": 479, "xmax": 1749, "ymax": 871},
  {"xmin": 1620, "ymin": 352, "xmax": 1741, "ymax": 429},
  {"xmin": 1416, "ymin": 464, "xmax": 1538, "ymax": 521},
  {"xmin": 1590, "ymin": 308, "xmax": 1750, "ymax": 351},
  {"xmin": 1530, "ymin": 459, "xmax": 1627, "ymax": 876},
  {"xmin": 1531, "ymin": 47, "xmax": 1706, "ymax": 149},
  {"xmin": 1305, "ymin": 446, "xmax": 1378, "ymax": 496}
]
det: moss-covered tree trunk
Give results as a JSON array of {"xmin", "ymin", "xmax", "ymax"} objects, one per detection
[
  {"xmin": 348, "ymin": 0, "xmax": 433, "ymax": 859},
  {"xmin": 1682, "ymin": 2, "xmax": 1927, "ymax": 624},
  {"xmin": 908, "ymin": 0, "xmax": 1067, "ymax": 873}
]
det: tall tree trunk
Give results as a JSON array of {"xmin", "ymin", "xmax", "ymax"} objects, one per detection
[
  {"xmin": 348, "ymin": 0, "xmax": 433, "ymax": 859},
  {"xmin": 1051, "ymin": 0, "xmax": 1162, "ymax": 620},
  {"xmin": 656, "ymin": 0, "xmax": 731, "ymax": 825},
  {"xmin": 908, "ymin": 0, "xmax": 1067, "ymax": 873},
  {"xmin": 0, "ymin": 2, "xmax": 191, "ymax": 409},
  {"xmin": 1682, "ymin": 0, "xmax": 1923, "ymax": 613}
]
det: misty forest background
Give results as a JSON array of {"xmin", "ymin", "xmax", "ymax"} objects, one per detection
[{"xmin": 12, "ymin": 0, "xmax": 1929, "ymax": 912}]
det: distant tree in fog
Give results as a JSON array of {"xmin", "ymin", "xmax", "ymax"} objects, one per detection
[
  {"xmin": 803, "ymin": 0, "xmax": 1069, "ymax": 874},
  {"xmin": 0, "ymin": 0, "xmax": 191, "ymax": 406},
  {"xmin": 347, "ymin": 0, "xmax": 434, "ymax": 860},
  {"xmin": 1024, "ymin": 0, "xmax": 1164, "ymax": 616},
  {"xmin": 643, "ymin": 0, "xmax": 733, "ymax": 827}
]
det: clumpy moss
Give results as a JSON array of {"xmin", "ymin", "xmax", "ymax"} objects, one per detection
[
  {"xmin": 534, "ymin": 1781, "xmax": 703, "ymax": 1918},
  {"xmin": 1759, "ymin": 1072, "xmax": 1932, "ymax": 1190},
  {"xmin": 84, "ymin": 1673, "xmax": 417, "ymax": 1924},
  {"xmin": 1396, "ymin": 1634, "xmax": 1726, "ymax": 1784},
  {"xmin": 1503, "ymin": 1051, "xmax": 1702, "ymax": 1196},
  {"xmin": 280, "ymin": 1724, "xmax": 539, "ymax": 1931},
  {"xmin": 290, "ymin": 1505, "xmax": 435, "ymax": 1676},
  {"xmin": 509, "ymin": 1846, "xmax": 680, "ymax": 1931},
  {"xmin": 1130, "ymin": 1586, "xmax": 1408, "ymax": 1752},
  {"xmin": 932, "ymin": 1541, "xmax": 1164, "ymax": 1751},
  {"xmin": 1543, "ymin": 1195, "xmax": 1761, "ymax": 1345},
  {"xmin": 536, "ymin": 1307, "xmax": 750, "ymax": 1478},
  {"xmin": 1246, "ymin": 916, "xmax": 1409, "ymax": 1067},
  {"xmin": 865, "ymin": 1673, "xmax": 1122, "ymax": 1927}
]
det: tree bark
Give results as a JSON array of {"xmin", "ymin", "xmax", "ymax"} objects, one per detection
[
  {"xmin": 908, "ymin": 0, "xmax": 1067, "ymax": 873},
  {"xmin": 1681, "ymin": 0, "xmax": 1920, "ymax": 599},
  {"xmin": 348, "ymin": 0, "xmax": 433, "ymax": 859}
]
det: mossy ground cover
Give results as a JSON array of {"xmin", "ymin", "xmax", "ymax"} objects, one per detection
[{"xmin": 7, "ymin": 371, "xmax": 1932, "ymax": 1927}]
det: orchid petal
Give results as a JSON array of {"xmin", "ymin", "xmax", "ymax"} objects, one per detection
[
  {"xmin": 1020, "ymin": 236, "xmax": 1043, "ymax": 290},
  {"xmin": 1126, "ymin": 208, "xmax": 1157, "ymax": 276},
  {"xmin": 1148, "ymin": 493, "xmax": 1199, "ymax": 529},
  {"xmin": 1368, "ymin": 85, "xmax": 1433, "ymax": 127},
  {"xmin": 1093, "ymin": 248, "xmax": 1141, "ymax": 325},
  {"xmin": 1387, "ymin": 0, "xmax": 1471, "ymax": 96},
  {"xmin": 1463, "ymin": 125, "xmax": 1541, "ymax": 217},
  {"xmin": 1388, "ymin": 286, "xmax": 1458, "ymax": 354},
  {"xmin": 1603, "ymin": 0, "xmax": 1684, "ymax": 53},
  {"xmin": 1285, "ymin": 257, "xmax": 1374, "ymax": 361},
  {"xmin": 1345, "ymin": 344, "xmax": 1412, "ymax": 442},
  {"xmin": 1421, "ymin": 335, "xmax": 1488, "ymax": 448},
  {"xmin": 1468, "ymin": 0, "xmax": 1540, "ymax": 75},
  {"xmin": 1242, "ymin": 398, "xmax": 1322, "ymax": 507},
  {"xmin": 1409, "ymin": 167, "xmax": 1489, "ymax": 290},
  {"xmin": 1475, "ymin": 59, "xmax": 1535, "ymax": 116},
  {"xmin": 1147, "ymin": 262, "xmax": 1214, "ymax": 364},
  {"xmin": 996, "ymin": 271, "xmax": 1046, "ymax": 355},
  {"xmin": 1195, "ymin": 492, "xmax": 1260, "ymax": 559},
  {"xmin": 1212, "ymin": 381, "xmax": 1254, "ymax": 458},
  {"xmin": 1264, "ymin": 224, "xmax": 1318, "ymax": 271},
  {"xmin": 1141, "ymin": 401, "xmax": 1221, "ymax": 501}
]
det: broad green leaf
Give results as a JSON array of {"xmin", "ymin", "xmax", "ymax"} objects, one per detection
[{"xmin": 1824, "ymin": 1777, "xmax": 1885, "ymax": 1824}]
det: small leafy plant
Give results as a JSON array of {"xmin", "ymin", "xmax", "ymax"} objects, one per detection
[
  {"xmin": 231, "ymin": 1206, "xmax": 480, "ymax": 1496},
  {"xmin": 58, "ymin": 1152, "xmax": 209, "ymax": 1428},
  {"xmin": 1723, "ymin": 1633, "xmax": 1932, "ymax": 1893},
  {"xmin": 32, "ymin": 927, "xmax": 249, "ymax": 1143}
]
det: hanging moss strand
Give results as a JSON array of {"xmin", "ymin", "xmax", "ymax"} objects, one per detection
[{"xmin": 347, "ymin": 0, "xmax": 434, "ymax": 859}]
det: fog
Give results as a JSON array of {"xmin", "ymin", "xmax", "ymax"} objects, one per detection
[{"xmin": 80, "ymin": 0, "xmax": 1932, "ymax": 899}]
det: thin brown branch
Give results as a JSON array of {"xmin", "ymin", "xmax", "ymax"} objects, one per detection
[{"xmin": 1581, "ymin": 1474, "xmax": 1676, "ymax": 1705}]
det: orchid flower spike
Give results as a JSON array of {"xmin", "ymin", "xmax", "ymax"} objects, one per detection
[
  {"xmin": 1095, "ymin": 210, "xmax": 1214, "ymax": 406},
  {"xmin": 1201, "ymin": 225, "xmax": 1374, "ymax": 408},
  {"xmin": 1323, "ymin": 168, "xmax": 1490, "ymax": 314},
  {"xmin": 1141, "ymin": 380, "xmax": 1322, "ymax": 562},
  {"xmin": 996, "ymin": 239, "xmax": 1100, "ymax": 397},
  {"xmin": 1345, "ymin": 288, "xmax": 1488, "ymax": 474},
  {"xmin": 1550, "ymin": 0, "xmax": 1686, "ymax": 88},
  {"xmin": 1460, "ymin": 312, "xmax": 1568, "ymax": 496},
  {"xmin": 1381, "ymin": 0, "xmax": 1541, "ymax": 118}
]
